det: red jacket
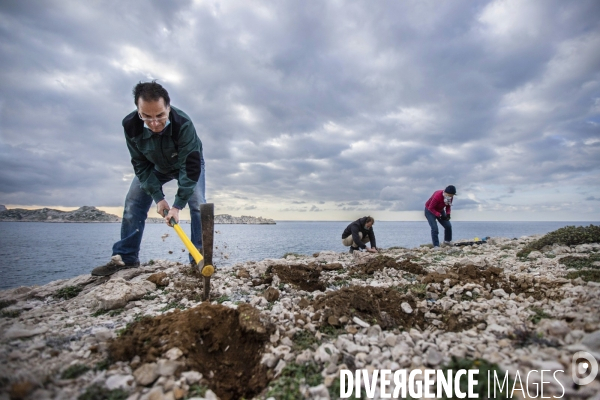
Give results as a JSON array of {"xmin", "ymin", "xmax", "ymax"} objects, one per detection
[{"xmin": 425, "ymin": 190, "xmax": 452, "ymax": 218}]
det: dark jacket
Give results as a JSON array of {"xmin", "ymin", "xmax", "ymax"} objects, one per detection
[
  {"xmin": 425, "ymin": 190, "xmax": 452, "ymax": 218},
  {"xmin": 122, "ymin": 106, "xmax": 203, "ymax": 210},
  {"xmin": 341, "ymin": 217, "xmax": 376, "ymax": 250}
]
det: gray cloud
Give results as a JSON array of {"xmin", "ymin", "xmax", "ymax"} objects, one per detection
[{"xmin": 1, "ymin": 0, "xmax": 599, "ymax": 220}]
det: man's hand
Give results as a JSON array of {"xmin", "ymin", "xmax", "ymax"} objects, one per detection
[
  {"xmin": 156, "ymin": 199, "xmax": 170, "ymax": 218},
  {"xmin": 164, "ymin": 207, "xmax": 180, "ymax": 227},
  {"xmin": 156, "ymin": 200, "xmax": 180, "ymax": 226},
  {"xmin": 446, "ymin": 215, "xmax": 451, "ymax": 221},
  {"xmin": 439, "ymin": 215, "xmax": 448, "ymax": 221},
  {"xmin": 367, "ymin": 247, "xmax": 378, "ymax": 253}
]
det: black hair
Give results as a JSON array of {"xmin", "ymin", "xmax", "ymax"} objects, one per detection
[{"xmin": 133, "ymin": 80, "xmax": 170, "ymax": 107}]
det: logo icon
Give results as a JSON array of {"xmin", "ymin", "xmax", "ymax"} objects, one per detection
[{"xmin": 572, "ymin": 351, "xmax": 598, "ymax": 385}]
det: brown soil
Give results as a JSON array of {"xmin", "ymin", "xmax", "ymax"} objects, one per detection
[
  {"xmin": 147, "ymin": 272, "xmax": 169, "ymax": 287},
  {"xmin": 422, "ymin": 264, "xmax": 504, "ymax": 287},
  {"xmin": 312, "ymin": 286, "xmax": 424, "ymax": 330},
  {"xmin": 321, "ymin": 262, "xmax": 344, "ymax": 271},
  {"xmin": 350, "ymin": 256, "xmax": 426, "ymax": 275},
  {"xmin": 258, "ymin": 263, "xmax": 326, "ymax": 292},
  {"xmin": 108, "ymin": 303, "xmax": 274, "ymax": 400}
]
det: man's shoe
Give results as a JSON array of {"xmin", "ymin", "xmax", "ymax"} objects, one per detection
[
  {"xmin": 443, "ymin": 241, "xmax": 454, "ymax": 247},
  {"xmin": 349, "ymin": 246, "xmax": 359, "ymax": 254},
  {"xmin": 91, "ymin": 255, "xmax": 140, "ymax": 277}
]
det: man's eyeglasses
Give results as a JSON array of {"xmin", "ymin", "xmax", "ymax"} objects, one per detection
[{"xmin": 138, "ymin": 112, "xmax": 169, "ymax": 123}]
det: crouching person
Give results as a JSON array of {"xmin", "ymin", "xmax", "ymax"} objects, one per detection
[{"xmin": 342, "ymin": 216, "xmax": 378, "ymax": 254}]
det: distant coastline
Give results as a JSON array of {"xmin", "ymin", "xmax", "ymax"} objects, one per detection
[{"xmin": 0, "ymin": 205, "xmax": 276, "ymax": 225}]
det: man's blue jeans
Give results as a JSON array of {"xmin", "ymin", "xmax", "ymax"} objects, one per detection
[
  {"xmin": 112, "ymin": 160, "xmax": 206, "ymax": 264},
  {"xmin": 424, "ymin": 208, "xmax": 452, "ymax": 247}
]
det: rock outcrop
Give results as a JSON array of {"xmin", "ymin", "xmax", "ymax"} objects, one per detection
[
  {"xmin": 214, "ymin": 214, "xmax": 276, "ymax": 224},
  {"xmin": 1, "ymin": 235, "xmax": 599, "ymax": 399},
  {"xmin": 0, "ymin": 206, "xmax": 120, "ymax": 223}
]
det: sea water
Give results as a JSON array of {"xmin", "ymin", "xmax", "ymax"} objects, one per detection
[{"xmin": 0, "ymin": 220, "xmax": 597, "ymax": 290}]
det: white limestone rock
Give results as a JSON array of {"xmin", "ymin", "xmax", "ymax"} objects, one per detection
[{"xmin": 77, "ymin": 278, "xmax": 156, "ymax": 311}]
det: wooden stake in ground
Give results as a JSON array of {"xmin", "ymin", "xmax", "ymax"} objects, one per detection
[{"xmin": 201, "ymin": 203, "xmax": 214, "ymax": 300}]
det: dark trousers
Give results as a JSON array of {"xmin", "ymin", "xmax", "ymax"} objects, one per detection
[{"xmin": 424, "ymin": 208, "xmax": 452, "ymax": 247}]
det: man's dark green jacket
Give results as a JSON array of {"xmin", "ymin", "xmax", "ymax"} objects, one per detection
[{"xmin": 122, "ymin": 106, "xmax": 203, "ymax": 210}]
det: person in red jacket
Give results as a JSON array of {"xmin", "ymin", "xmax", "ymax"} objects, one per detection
[{"xmin": 424, "ymin": 185, "xmax": 456, "ymax": 247}]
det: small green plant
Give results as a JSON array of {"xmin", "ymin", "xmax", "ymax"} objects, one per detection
[
  {"xmin": 61, "ymin": 364, "xmax": 90, "ymax": 379},
  {"xmin": 409, "ymin": 283, "xmax": 427, "ymax": 298},
  {"xmin": 161, "ymin": 301, "xmax": 186, "ymax": 311},
  {"xmin": 0, "ymin": 299, "xmax": 16, "ymax": 310},
  {"xmin": 1, "ymin": 309, "xmax": 21, "ymax": 318},
  {"xmin": 142, "ymin": 292, "xmax": 158, "ymax": 301},
  {"xmin": 509, "ymin": 325, "xmax": 558, "ymax": 348},
  {"xmin": 78, "ymin": 384, "xmax": 128, "ymax": 400},
  {"xmin": 566, "ymin": 269, "xmax": 600, "ymax": 282},
  {"xmin": 92, "ymin": 308, "xmax": 124, "ymax": 317},
  {"xmin": 55, "ymin": 286, "xmax": 83, "ymax": 300},
  {"xmin": 319, "ymin": 325, "xmax": 344, "ymax": 337},
  {"xmin": 560, "ymin": 254, "xmax": 600, "ymax": 270},
  {"xmin": 91, "ymin": 309, "xmax": 107, "ymax": 317},
  {"xmin": 335, "ymin": 279, "xmax": 350, "ymax": 287},
  {"xmin": 95, "ymin": 357, "xmax": 112, "ymax": 371},
  {"xmin": 292, "ymin": 330, "xmax": 320, "ymax": 351},
  {"xmin": 528, "ymin": 307, "xmax": 551, "ymax": 324},
  {"xmin": 266, "ymin": 362, "xmax": 322, "ymax": 399},
  {"xmin": 186, "ymin": 384, "xmax": 208, "ymax": 399},
  {"xmin": 460, "ymin": 292, "xmax": 480, "ymax": 302},
  {"xmin": 148, "ymin": 259, "xmax": 155, "ymax": 265},
  {"xmin": 215, "ymin": 295, "xmax": 230, "ymax": 304}
]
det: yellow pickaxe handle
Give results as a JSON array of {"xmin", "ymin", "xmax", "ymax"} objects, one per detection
[{"xmin": 163, "ymin": 210, "xmax": 214, "ymax": 277}]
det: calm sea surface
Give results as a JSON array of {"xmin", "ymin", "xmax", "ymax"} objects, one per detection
[{"xmin": 0, "ymin": 220, "xmax": 597, "ymax": 290}]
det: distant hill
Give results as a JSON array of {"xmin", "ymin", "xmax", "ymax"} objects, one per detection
[
  {"xmin": 0, "ymin": 206, "xmax": 275, "ymax": 224},
  {"xmin": 215, "ymin": 214, "xmax": 276, "ymax": 224},
  {"xmin": 147, "ymin": 214, "xmax": 276, "ymax": 224},
  {"xmin": 0, "ymin": 206, "xmax": 120, "ymax": 223}
]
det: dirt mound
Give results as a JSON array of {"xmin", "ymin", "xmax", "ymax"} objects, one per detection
[
  {"xmin": 108, "ymin": 303, "xmax": 274, "ymax": 400},
  {"xmin": 423, "ymin": 264, "xmax": 565, "ymax": 300},
  {"xmin": 351, "ymin": 256, "xmax": 426, "ymax": 275},
  {"xmin": 312, "ymin": 286, "xmax": 424, "ymax": 330},
  {"xmin": 271, "ymin": 264, "xmax": 326, "ymax": 292},
  {"xmin": 423, "ymin": 264, "xmax": 504, "ymax": 287}
]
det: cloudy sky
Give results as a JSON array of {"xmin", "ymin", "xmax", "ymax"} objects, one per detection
[{"xmin": 1, "ymin": 0, "xmax": 599, "ymax": 221}]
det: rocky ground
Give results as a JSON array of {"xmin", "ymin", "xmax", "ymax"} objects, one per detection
[{"xmin": 1, "ymin": 235, "xmax": 600, "ymax": 400}]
